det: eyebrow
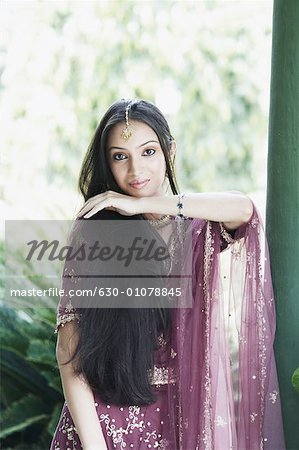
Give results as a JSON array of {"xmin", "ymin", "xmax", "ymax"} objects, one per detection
[{"xmin": 108, "ymin": 140, "xmax": 160, "ymax": 152}]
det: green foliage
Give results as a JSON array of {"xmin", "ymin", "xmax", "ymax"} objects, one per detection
[
  {"xmin": 0, "ymin": 235, "xmax": 63, "ymax": 448},
  {"xmin": 0, "ymin": 0, "xmax": 273, "ymax": 219},
  {"xmin": 0, "ymin": 2, "xmax": 273, "ymax": 447},
  {"xmin": 0, "ymin": 303, "xmax": 63, "ymax": 449},
  {"xmin": 292, "ymin": 367, "xmax": 299, "ymax": 394}
]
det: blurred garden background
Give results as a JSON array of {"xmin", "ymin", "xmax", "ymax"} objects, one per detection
[{"xmin": 0, "ymin": 0, "xmax": 275, "ymax": 448}]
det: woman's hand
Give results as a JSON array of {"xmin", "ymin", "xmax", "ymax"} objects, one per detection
[{"xmin": 76, "ymin": 191, "xmax": 143, "ymax": 219}]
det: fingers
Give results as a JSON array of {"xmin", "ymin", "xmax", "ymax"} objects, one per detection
[
  {"xmin": 77, "ymin": 202, "xmax": 101, "ymax": 218},
  {"xmin": 83, "ymin": 205, "xmax": 104, "ymax": 219},
  {"xmin": 76, "ymin": 196, "xmax": 105, "ymax": 218},
  {"xmin": 75, "ymin": 191, "xmax": 122, "ymax": 218}
]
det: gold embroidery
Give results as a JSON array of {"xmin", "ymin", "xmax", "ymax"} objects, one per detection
[
  {"xmin": 100, "ymin": 406, "xmax": 143, "ymax": 449},
  {"xmin": 99, "ymin": 406, "xmax": 169, "ymax": 449},
  {"xmin": 157, "ymin": 333, "xmax": 167, "ymax": 347},
  {"xmin": 219, "ymin": 222, "xmax": 236, "ymax": 244},
  {"xmin": 214, "ymin": 416, "xmax": 227, "ymax": 427},
  {"xmin": 171, "ymin": 348, "xmax": 177, "ymax": 359},
  {"xmin": 64, "ymin": 299, "xmax": 75, "ymax": 313},
  {"xmin": 250, "ymin": 412, "xmax": 258, "ymax": 422},
  {"xmin": 148, "ymin": 365, "xmax": 176, "ymax": 386},
  {"xmin": 64, "ymin": 267, "xmax": 81, "ymax": 284},
  {"xmin": 202, "ymin": 220, "xmax": 213, "ymax": 449},
  {"xmin": 269, "ymin": 390, "xmax": 278, "ymax": 404},
  {"xmin": 54, "ymin": 313, "xmax": 82, "ymax": 334},
  {"xmin": 250, "ymin": 217, "xmax": 259, "ymax": 228},
  {"xmin": 54, "ymin": 407, "xmax": 80, "ymax": 449}
]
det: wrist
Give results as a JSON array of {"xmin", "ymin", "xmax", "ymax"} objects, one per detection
[{"xmin": 136, "ymin": 196, "xmax": 154, "ymax": 215}]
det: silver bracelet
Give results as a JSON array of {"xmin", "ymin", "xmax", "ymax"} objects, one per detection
[{"xmin": 175, "ymin": 193, "xmax": 186, "ymax": 221}]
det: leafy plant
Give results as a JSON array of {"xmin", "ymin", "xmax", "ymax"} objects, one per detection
[
  {"xmin": 291, "ymin": 367, "xmax": 299, "ymax": 394},
  {"xmin": 0, "ymin": 240, "xmax": 63, "ymax": 449}
]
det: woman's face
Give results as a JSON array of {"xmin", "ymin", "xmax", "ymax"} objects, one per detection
[{"xmin": 107, "ymin": 120, "xmax": 171, "ymax": 198}]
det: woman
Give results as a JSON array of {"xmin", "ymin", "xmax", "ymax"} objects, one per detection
[{"xmin": 50, "ymin": 99, "xmax": 285, "ymax": 450}]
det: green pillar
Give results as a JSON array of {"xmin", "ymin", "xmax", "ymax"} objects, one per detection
[{"xmin": 266, "ymin": 1, "xmax": 299, "ymax": 448}]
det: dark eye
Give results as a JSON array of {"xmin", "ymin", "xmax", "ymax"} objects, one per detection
[
  {"xmin": 113, "ymin": 153, "xmax": 126, "ymax": 161},
  {"xmin": 144, "ymin": 149, "xmax": 156, "ymax": 156}
]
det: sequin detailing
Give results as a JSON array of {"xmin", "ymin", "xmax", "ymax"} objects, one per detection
[
  {"xmin": 157, "ymin": 333, "xmax": 167, "ymax": 347},
  {"xmin": 202, "ymin": 220, "xmax": 213, "ymax": 449},
  {"xmin": 269, "ymin": 390, "xmax": 278, "ymax": 404},
  {"xmin": 52, "ymin": 408, "xmax": 80, "ymax": 449},
  {"xmin": 219, "ymin": 222, "xmax": 236, "ymax": 244},
  {"xmin": 99, "ymin": 406, "xmax": 170, "ymax": 449},
  {"xmin": 170, "ymin": 348, "xmax": 177, "ymax": 359},
  {"xmin": 99, "ymin": 406, "xmax": 143, "ymax": 449},
  {"xmin": 64, "ymin": 267, "xmax": 81, "ymax": 284},
  {"xmin": 55, "ymin": 297, "xmax": 82, "ymax": 334},
  {"xmin": 54, "ymin": 313, "xmax": 82, "ymax": 334},
  {"xmin": 250, "ymin": 412, "xmax": 258, "ymax": 423},
  {"xmin": 214, "ymin": 416, "xmax": 227, "ymax": 427},
  {"xmin": 148, "ymin": 366, "xmax": 176, "ymax": 386}
]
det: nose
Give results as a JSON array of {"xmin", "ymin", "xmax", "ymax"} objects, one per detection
[{"xmin": 128, "ymin": 154, "xmax": 145, "ymax": 176}]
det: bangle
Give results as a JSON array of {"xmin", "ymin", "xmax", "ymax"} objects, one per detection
[{"xmin": 175, "ymin": 193, "xmax": 186, "ymax": 221}]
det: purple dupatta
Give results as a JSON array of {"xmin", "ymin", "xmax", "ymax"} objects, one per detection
[{"xmin": 166, "ymin": 202, "xmax": 285, "ymax": 450}]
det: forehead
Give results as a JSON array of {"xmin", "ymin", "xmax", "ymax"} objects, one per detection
[{"xmin": 108, "ymin": 120, "xmax": 158, "ymax": 147}]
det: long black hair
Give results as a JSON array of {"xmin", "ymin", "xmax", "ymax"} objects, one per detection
[
  {"xmin": 79, "ymin": 98, "xmax": 179, "ymax": 199},
  {"xmin": 63, "ymin": 99, "xmax": 180, "ymax": 406}
]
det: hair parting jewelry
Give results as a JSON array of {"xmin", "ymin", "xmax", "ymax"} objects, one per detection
[{"xmin": 120, "ymin": 99, "xmax": 139, "ymax": 141}]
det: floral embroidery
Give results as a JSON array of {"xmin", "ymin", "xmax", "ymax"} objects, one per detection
[
  {"xmin": 246, "ymin": 251, "xmax": 255, "ymax": 265},
  {"xmin": 214, "ymin": 416, "xmax": 227, "ymax": 427},
  {"xmin": 170, "ymin": 348, "xmax": 177, "ymax": 359},
  {"xmin": 99, "ymin": 406, "xmax": 144, "ymax": 449},
  {"xmin": 64, "ymin": 267, "xmax": 81, "ymax": 284},
  {"xmin": 65, "ymin": 299, "xmax": 75, "ymax": 313},
  {"xmin": 53, "ymin": 408, "xmax": 80, "ymax": 449},
  {"xmin": 269, "ymin": 390, "xmax": 278, "ymax": 404},
  {"xmin": 231, "ymin": 248, "xmax": 241, "ymax": 260},
  {"xmin": 202, "ymin": 221, "xmax": 213, "ymax": 449},
  {"xmin": 239, "ymin": 335, "xmax": 247, "ymax": 344},
  {"xmin": 250, "ymin": 412, "xmax": 257, "ymax": 422},
  {"xmin": 148, "ymin": 365, "xmax": 177, "ymax": 386},
  {"xmin": 54, "ymin": 312, "xmax": 82, "ymax": 334},
  {"xmin": 250, "ymin": 217, "xmax": 259, "ymax": 228},
  {"xmin": 157, "ymin": 437, "xmax": 170, "ymax": 449},
  {"xmin": 157, "ymin": 333, "xmax": 167, "ymax": 347},
  {"xmin": 144, "ymin": 435, "xmax": 170, "ymax": 449},
  {"xmin": 99, "ymin": 406, "xmax": 169, "ymax": 449},
  {"xmin": 219, "ymin": 222, "xmax": 236, "ymax": 244}
]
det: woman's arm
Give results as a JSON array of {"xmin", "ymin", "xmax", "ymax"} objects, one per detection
[
  {"xmin": 56, "ymin": 322, "xmax": 107, "ymax": 450},
  {"xmin": 140, "ymin": 190, "xmax": 254, "ymax": 230}
]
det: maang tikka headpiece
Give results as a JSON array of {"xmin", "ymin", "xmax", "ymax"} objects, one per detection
[{"xmin": 121, "ymin": 99, "xmax": 139, "ymax": 141}]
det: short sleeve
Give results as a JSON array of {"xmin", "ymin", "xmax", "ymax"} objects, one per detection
[{"xmin": 54, "ymin": 263, "xmax": 83, "ymax": 334}]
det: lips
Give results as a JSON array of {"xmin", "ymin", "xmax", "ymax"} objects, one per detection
[{"xmin": 129, "ymin": 179, "xmax": 150, "ymax": 188}]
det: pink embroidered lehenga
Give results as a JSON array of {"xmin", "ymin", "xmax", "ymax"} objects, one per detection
[{"xmin": 50, "ymin": 203, "xmax": 285, "ymax": 450}]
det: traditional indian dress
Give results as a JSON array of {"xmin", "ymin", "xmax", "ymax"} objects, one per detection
[{"xmin": 50, "ymin": 203, "xmax": 285, "ymax": 450}]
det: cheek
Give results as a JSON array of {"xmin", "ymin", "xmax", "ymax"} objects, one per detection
[
  {"xmin": 154, "ymin": 156, "xmax": 167, "ymax": 175},
  {"xmin": 110, "ymin": 164, "xmax": 124, "ymax": 180}
]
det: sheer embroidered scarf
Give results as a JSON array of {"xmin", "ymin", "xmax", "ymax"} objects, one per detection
[
  {"xmin": 54, "ymin": 204, "xmax": 285, "ymax": 449},
  {"xmin": 166, "ymin": 202, "xmax": 285, "ymax": 450}
]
